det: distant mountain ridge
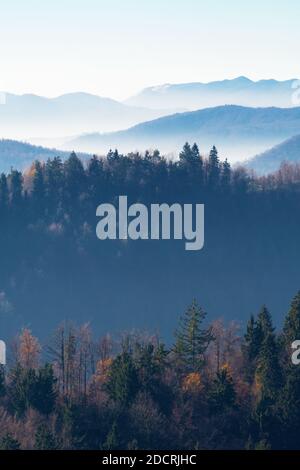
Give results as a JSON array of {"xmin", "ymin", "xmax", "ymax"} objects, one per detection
[
  {"xmin": 246, "ymin": 134, "xmax": 300, "ymax": 174},
  {"xmin": 0, "ymin": 92, "xmax": 170, "ymax": 140},
  {"xmin": 125, "ymin": 77, "xmax": 299, "ymax": 110},
  {"xmin": 68, "ymin": 105, "xmax": 300, "ymax": 161}
]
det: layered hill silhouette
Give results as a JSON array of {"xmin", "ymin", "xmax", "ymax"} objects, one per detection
[
  {"xmin": 68, "ymin": 105, "xmax": 300, "ymax": 161},
  {"xmin": 0, "ymin": 92, "xmax": 170, "ymax": 140},
  {"xmin": 125, "ymin": 77, "xmax": 298, "ymax": 110},
  {"xmin": 246, "ymin": 134, "xmax": 300, "ymax": 174}
]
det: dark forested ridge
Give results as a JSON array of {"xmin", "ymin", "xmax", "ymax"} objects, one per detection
[{"xmin": 0, "ymin": 143, "xmax": 300, "ymax": 342}]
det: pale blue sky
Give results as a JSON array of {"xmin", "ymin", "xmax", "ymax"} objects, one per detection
[{"xmin": 0, "ymin": 0, "xmax": 299, "ymax": 99}]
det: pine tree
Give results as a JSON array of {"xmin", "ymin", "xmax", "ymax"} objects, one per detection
[{"xmin": 174, "ymin": 300, "xmax": 213, "ymax": 372}]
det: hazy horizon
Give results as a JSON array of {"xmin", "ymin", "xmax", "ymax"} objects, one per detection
[
  {"xmin": 0, "ymin": 75, "xmax": 299, "ymax": 101},
  {"xmin": 1, "ymin": 0, "xmax": 300, "ymax": 100}
]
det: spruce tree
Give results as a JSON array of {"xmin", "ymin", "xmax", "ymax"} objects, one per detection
[
  {"xmin": 256, "ymin": 305, "xmax": 274, "ymax": 339},
  {"xmin": 174, "ymin": 300, "xmax": 213, "ymax": 372},
  {"xmin": 283, "ymin": 291, "xmax": 300, "ymax": 347},
  {"xmin": 255, "ymin": 332, "xmax": 282, "ymax": 400}
]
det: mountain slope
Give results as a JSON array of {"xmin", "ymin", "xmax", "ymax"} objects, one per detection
[
  {"xmin": 0, "ymin": 92, "xmax": 169, "ymax": 140},
  {"xmin": 0, "ymin": 139, "xmax": 89, "ymax": 173},
  {"xmin": 125, "ymin": 77, "xmax": 299, "ymax": 110},
  {"xmin": 68, "ymin": 105, "xmax": 300, "ymax": 161},
  {"xmin": 246, "ymin": 134, "xmax": 300, "ymax": 174}
]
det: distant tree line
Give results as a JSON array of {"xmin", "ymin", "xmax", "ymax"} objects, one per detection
[{"xmin": 1, "ymin": 142, "xmax": 300, "ymax": 223}]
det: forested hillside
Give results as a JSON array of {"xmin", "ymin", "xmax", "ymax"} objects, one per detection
[
  {"xmin": 0, "ymin": 295, "xmax": 300, "ymax": 450},
  {"xmin": 1, "ymin": 144, "xmax": 300, "ymax": 341}
]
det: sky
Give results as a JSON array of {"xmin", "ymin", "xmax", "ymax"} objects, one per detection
[{"xmin": 0, "ymin": 0, "xmax": 299, "ymax": 100}]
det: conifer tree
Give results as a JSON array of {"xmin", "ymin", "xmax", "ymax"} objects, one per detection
[
  {"xmin": 10, "ymin": 169, "xmax": 23, "ymax": 207},
  {"xmin": 64, "ymin": 152, "xmax": 86, "ymax": 202},
  {"xmin": 207, "ymin": 145, "xmax": 220, "ymax": 187},
  {"xmin": 255, "ymin": 332, "xmax": 282, "ymax": 400},
  {"xmin": 179, "ymin": 142, "xmax": 194, "ymax": 165},
  {"xmin": 105, "ymin": 352, "xmax": 139, "ymax": 407},
  {"xmin": 256, "ymin": 305, "xmax": 274, "ymax": 339},
  {"xmin": 87, "ymin": 155, "xmax": 104, "ymax": 201},
  {"xmin": 174, "ymin": 300, "xmax": 213, "ymax": 372},
  {"xmin": 283, "ymin": 291, "xmax": 300, "ymax": 347},
  {"xmin": 208, "ymin": 366, "xmax": 236, "ymax": 413},
  {"xmin": 242, "ymin": 315, "xmax": 260, "ymax": 382},
  {"xmin": 45, "ymin": 156, "xmax": 64, "ymax": 210},
  {"xmin": 221, "ymin": 158, "xmax": 231, "ymax": 189}
]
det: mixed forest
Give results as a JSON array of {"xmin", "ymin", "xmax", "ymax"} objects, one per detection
[{"xmin": 0, "ymin": 143, "xmax": 300, "ymax": 449}]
